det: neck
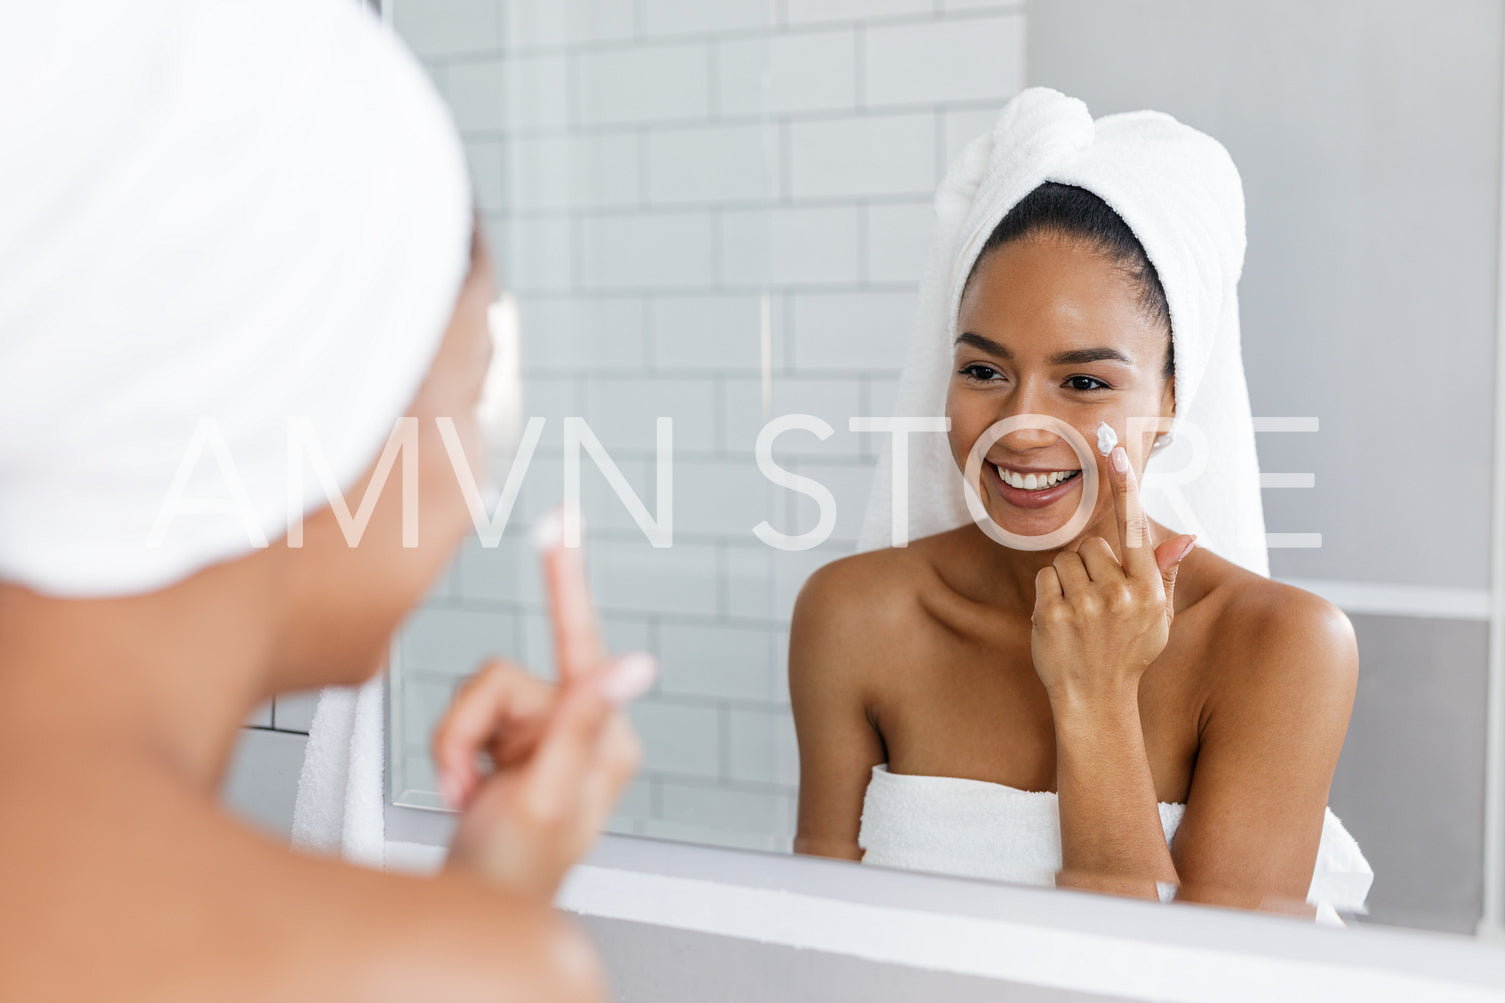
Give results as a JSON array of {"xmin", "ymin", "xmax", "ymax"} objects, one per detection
[{"xmin": 0, "ymin": 559, "xmax": 285, "ymax": 789}]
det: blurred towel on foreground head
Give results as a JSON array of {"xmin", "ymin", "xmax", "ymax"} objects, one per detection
[
  {"xmin": 856, "ymin": 86, "xmax": 1269, "ymax": 577},
  {"xmin": 0, "ymin": 0, "xmax": 472, "ymax": 865}
]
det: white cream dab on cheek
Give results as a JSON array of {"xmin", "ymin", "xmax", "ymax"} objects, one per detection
[{"xmin": 1096, "ymin": 421, "xmax": 1118, "ymax": 457}]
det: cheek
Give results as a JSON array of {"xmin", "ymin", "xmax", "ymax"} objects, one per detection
[
  {"xmin": 415, "ymin": 421, "xmax": 479, "ymax": 545},
  {"xmin": 452, "ymin": 413, "xmax": 488, "ymax": 488},
  {"xmin": 1110, "ymin": 394, "xmax": 1171, "ymax": 463},
  {"xmin": 943, "ymin": 385, "xmax": 987, "ymax": 462}
]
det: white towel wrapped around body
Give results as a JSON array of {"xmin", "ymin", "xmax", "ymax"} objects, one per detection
[
  {"xmin": 859, "ymin": 765, "xmax": 1375, "ymax": 927},
  {"xmin": 291, "ymin": 675, "xmax": 388, "ymax": 868}
]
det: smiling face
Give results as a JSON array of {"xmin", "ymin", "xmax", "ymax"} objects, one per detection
[{"xmin": 946, "ymin": 234, "xmax": 1175, "ymax": 547}]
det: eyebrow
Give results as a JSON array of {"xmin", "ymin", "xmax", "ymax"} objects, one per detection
[{"xmin": 954, "ymin": 332, "xmax": 1132, "ymax": 367}]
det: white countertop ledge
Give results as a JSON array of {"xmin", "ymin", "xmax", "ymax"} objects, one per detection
[{"xmin": 383, "ymin": 834, "xmax": 1505, "ymax": 1003}]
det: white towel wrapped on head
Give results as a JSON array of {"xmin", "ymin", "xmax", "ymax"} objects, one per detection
[
  {"xmin": 0, "ymin": 0, "xmax": 472, "ymax": 599},
  {"xmin": 0, "ymin": 0, "xmax": 474, "ymax": 867},
  {"xmin": 857, "ymin": 86, "xmax": 1268, "ymax": 576}
]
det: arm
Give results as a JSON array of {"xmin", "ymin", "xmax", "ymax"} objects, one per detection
[
  {"xmin": 789, "ymin": 561, "xmax": 888, "ymax": 861},
  {"xmin": 1168, "ymin": 594, "xmax": 1358, "ymax": 911},
  {"xmin": 1033, "ymin": 444, "xmax": 1195, "ymax": 898},
  {"xmin": 1053, "ymin": 689, "xmax": 1178, "ymax": 897}
]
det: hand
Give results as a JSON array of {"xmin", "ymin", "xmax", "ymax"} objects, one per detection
[
  {"xmin": 1030, "ymin": 445, "xmax": 1196, "ymax": 708},
  {"xmin": 434, "ymin": 509, "xmax": 655, "ymax": 903}
]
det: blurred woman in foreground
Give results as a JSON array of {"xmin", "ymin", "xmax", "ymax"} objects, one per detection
[{"xmin": 0, "ymin": 1, "xmax": 645, "ymax": 998}]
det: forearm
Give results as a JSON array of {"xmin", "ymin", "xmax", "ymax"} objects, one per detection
[{"xmin": 1052, "ymin": 689, "xmax": 1178, "ymax": 896}]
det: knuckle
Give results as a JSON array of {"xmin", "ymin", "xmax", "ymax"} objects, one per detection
[
  {"xmin": 1040, "ymin": 604, "xmax": 1070, "ymax": 625},
  {"xmin": 520, "ymin": 671, "xmax": 557, "ymax": 703}
]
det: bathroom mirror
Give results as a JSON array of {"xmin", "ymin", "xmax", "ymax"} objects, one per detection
[{"xmin": 383, "ymin": 0, "xmax": 1505, "ymax": 940}]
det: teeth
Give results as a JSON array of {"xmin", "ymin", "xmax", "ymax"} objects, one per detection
[{"xmin": 994, "ymin": 464, "xmax": 1079, "ymax": 491}]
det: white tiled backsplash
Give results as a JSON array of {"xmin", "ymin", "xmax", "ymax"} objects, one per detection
[{"xmin": 250, "ymin": 0, "xmax": 1026, "ymax": 854}]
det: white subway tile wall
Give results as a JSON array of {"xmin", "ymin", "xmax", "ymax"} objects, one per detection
[{"xmin": 293, "ymin": 0, "xmax": 1026, "ymax": 854}]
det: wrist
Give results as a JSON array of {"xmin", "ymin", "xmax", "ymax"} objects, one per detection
[
  {"xmin": 445, "ymin": 826, "xmax": 560, "ymax": 904},
  {"xmin": 445, "ymin": 853, "xmax": 558, "ymax": 905},
  {"xmin": 1048, "ymin": 682, "xmax": 1140, "ymax": 728}
]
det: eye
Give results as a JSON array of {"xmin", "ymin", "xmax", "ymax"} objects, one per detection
[
  {"xmin": 1065, "ymin": 375, "xmax": 1110, "ymax": 391},
  {"xmin": 959, "ymin": 363, "xmax": 1005, "ymax": 382}
]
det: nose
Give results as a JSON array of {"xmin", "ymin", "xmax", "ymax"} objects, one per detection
[
  {"xmin": 995, "ymin": 384, "xmax": 1060, "ymax": 451},
  {"xmin": 998, "ymin": 422, "xmax": 1058, "ymax": 451}
]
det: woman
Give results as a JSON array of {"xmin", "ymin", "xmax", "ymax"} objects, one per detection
[
  {"xmin": 0, "ymin": 1, "xmax": 646, "ymax": 998},
  {"xmin": 790, "ymin": 89, "xmax": 1371, "ymax": 920}
]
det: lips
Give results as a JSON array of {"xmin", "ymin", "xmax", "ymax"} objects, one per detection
[{"xmin": 986, "ymin": 462, "xmax": 1083, "ymax": 510}]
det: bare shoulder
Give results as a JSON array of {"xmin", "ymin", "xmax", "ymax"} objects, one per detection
[
  {"xmin": 1187, "ymin": 550, "xmax": 1359, "ymax": 713},
  {"xmin": 318, "ymin": 865, "xmax": 608, "ymax": 1003},
  {"xmin": 792, "ymin": 543, "xmax": 934, "ymax": 628},
  {"xmin": 238, "ymin": 836, "xmax": 610, "ymax": 1003},
  {"xmin": 788, "ymin": 534, "xmax": 954, "ymax": 693},
  {"xmin": 0, "ymin": 762, "xmax": 608, "ymax": 1003}
]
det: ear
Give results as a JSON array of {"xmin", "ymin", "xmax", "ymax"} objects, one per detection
[{"xmin": 1151, "ymin": 375, "xmax": 1176, "ymax": 454}]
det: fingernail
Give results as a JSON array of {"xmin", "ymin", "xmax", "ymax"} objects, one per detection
[
  {"xmin": 1111, "ymin": 445, "xmax": 1129, "ymax": 474},
  {"xmin": 599, "ymin": 653, "xmax": 657, "ymax": 706},
  {"xmin": 1180, "ymin": 535, "xmax": 1198, "ymax": 561}
]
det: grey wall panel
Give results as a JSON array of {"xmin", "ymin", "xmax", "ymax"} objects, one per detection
[
  {"xmin": 578, "ymin": 914, "xmax": 1124, "ymax": 1003},
  {"xmin": 220, "ymin": 729, "xmax": 307, "ymax": 840},
  {"xmin": 1330, "ymin": 614, "xmax": 1489, "ymax": 934},
  {"xmin": 1027, "ymin": 0, "xmax": 1502, "ymax": 589}
]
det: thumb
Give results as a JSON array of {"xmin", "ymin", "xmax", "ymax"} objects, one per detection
[{"xmin": 1154, "ymin": 534, "xmax": 1197, "ymax": 612}]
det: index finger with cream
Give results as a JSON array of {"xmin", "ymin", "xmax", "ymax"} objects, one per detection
[{"xmin": 533, "ymin": 506, "xmax": 603, "ymax": 683}]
